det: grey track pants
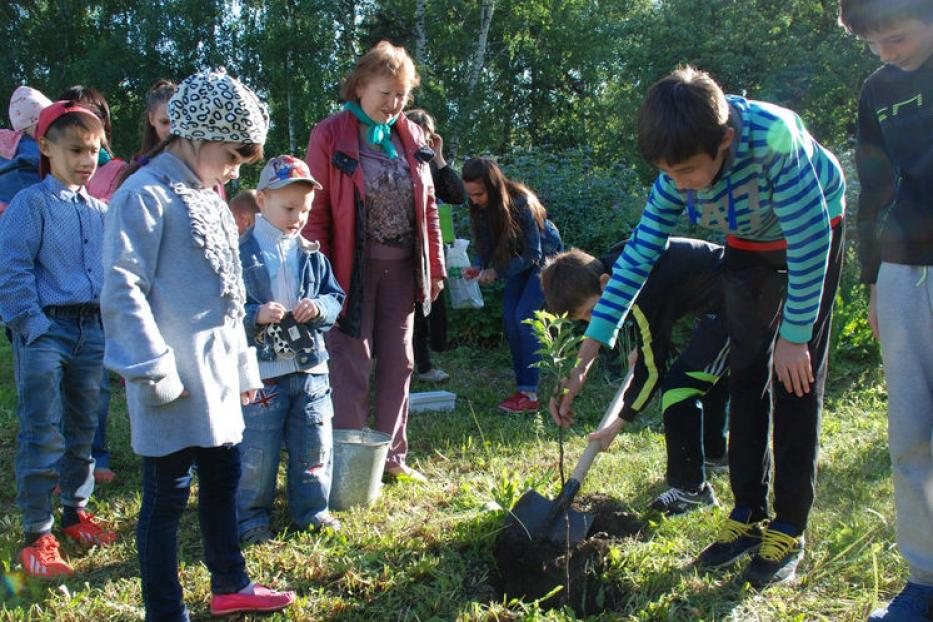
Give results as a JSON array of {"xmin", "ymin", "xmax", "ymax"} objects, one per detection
[{"xmin": 877, "ymin": 262, "xmax": 933, "ymax": 586}]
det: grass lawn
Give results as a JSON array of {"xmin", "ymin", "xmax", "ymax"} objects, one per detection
[{"xmin": 0, "ymin": 334, "xmax": 903, "ymax": 621}]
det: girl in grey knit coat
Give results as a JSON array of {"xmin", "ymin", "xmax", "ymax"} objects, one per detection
[{"xmin": 101, "ymin": 69, "xmax": 295, "ymax": 621}]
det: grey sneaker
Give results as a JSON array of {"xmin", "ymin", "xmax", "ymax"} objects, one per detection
[
  {"xmin": 416, "ymin": 368, "xmax": 449, "ymax": 382},
  {"xmin": 649, "ymin": 482, "xmax": 719, "ymax": 515}
]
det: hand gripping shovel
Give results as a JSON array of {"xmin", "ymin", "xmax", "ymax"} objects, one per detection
[{"xmin": 504, "ymin": 369, "xmax": 632, "ymax": 546}]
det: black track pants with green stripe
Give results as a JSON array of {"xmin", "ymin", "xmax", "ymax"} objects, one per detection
[{"xmin": 659, "ymin": 313, "xmax": 730, "ymax": 490}]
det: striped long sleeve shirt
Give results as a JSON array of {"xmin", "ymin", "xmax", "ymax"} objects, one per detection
[{"xmin": 587, "ymin": 96, "xmax": 845, "ymax": 348}]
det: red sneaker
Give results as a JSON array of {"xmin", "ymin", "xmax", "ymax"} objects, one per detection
[
  {"xmin": 94, "ymin": 468, "xmax": 116, "ymax": 484},
  {"xmin": 62, "ymin": 511, "xmax": 117, "ymax": 547},
  {"xmin": 498, "ymin": 393, "xmax": 540, "ymax": 414},
  {"xmin": 210, "ymin": 584, "xmax": 296, "ymax": 616},
  {"xmin": 20, "ymin": 534, "xmax": 73, "ymax": 578},
  {"xmin": 497, "ymin": 392, "xmax": 524, "ymax": 413}
]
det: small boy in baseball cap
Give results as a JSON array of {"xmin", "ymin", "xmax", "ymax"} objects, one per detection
[
  {"xmin": 0, "ymin": 86, "xmax": 54, "ymax": 212},
  {"xmin": 235, "ymin": 154, "xmax": 345, "ymax": 544}
]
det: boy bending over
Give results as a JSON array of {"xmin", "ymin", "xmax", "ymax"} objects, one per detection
[
  {"xmin": 542, "ymin": 238, "xmax": 729, "ymax": 516},
  {"xmin": 552, "ymin": 66, "xmax": 846, "ymax": 588}
]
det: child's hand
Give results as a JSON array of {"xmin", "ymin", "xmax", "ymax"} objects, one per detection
[
  {"xmin": 478, "ymin": 268, "xmax": 497, "ymax": 285},
  {"xmin": 587, "ymin": 418, "xmax": 625, "ymax": 452},
  {"xmin": 241, "ymin": 390, "xmax": 257, "ymax": 406},
  {"xmin": 463, "ymin": 267, "xmax": 480, "ymax": 280},
  {"xmin": 774, "ymin": 336, "xmax": 813, "ymax": 397},
  {"xmin": 550, "ymin": 337, "xmax": 601, "ymax": 427},
  {"xmin": 257, "ymin": 301, "xmax": 287, "ymax": 325},
  {"xmin": 292, "ymin": 298, "xmax": 319, "ymax": 323}
]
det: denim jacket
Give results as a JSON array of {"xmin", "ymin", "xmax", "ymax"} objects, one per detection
[
  {"xmin": 474, "ymin": 194, "xmax": 563, "ymax": 279},
  {"xmin": 240, "ymin": 229, "xmax": 346, "ymax": 372}
]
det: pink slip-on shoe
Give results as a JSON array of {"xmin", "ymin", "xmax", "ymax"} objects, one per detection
[{"xmin": 210, "ymin": 584, "xmax": 296, "ymax": 616}]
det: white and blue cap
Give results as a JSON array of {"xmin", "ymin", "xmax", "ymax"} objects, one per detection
[
  {"xmin": 257, "ymin": 155, "xmax": 323, "ymax": 191},
  {"xmin": 169, "ymin": 68, "xmax": 269, "ymax": 144}
]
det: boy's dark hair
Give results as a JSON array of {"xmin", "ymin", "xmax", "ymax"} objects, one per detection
[
  {"xmin": 540, "ymin": 248, "xmax": 606, "ymax": 316},
  {"xmin": 58, "ymin": 85, "xmax": 112, "ymax": 143},
  {"xmin": 44, "ymin": 108, "xmax": 105, "ymax": 144},
  {"xmin": 637, "ymin": 66, "xmax": 731, "ymax": 166},
  {"xmin": 839, "ymin": 0, "xmax": 933, "ymax": 36}
]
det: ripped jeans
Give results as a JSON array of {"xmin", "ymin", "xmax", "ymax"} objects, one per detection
[{"xmin": 236, "ymin": 372, "xmax": 334, "ymax": 536}]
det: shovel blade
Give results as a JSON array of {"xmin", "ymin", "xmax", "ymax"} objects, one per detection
[
  {"xmin": 504, "ymin": 489, "xmax": 594, "ymax": 546},
  {"xmin": 544, "ymin": 507, "xmax": 594, "ymax": 547}
]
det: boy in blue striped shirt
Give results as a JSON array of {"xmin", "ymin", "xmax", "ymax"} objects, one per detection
[{"xmin": 551, "ymin": 66, "xmax": 845, "ymax": 588}]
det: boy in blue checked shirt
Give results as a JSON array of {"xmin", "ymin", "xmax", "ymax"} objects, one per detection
[
  {"xmin": 0, "ymin": 101, "xmax": 117, "ymax": 579},
  {"xmin": 839, "ymin": 1, "xmax": 933, "ymax": 619},
  {"xmin": 236, "ymin": 155, "xmax": 346, "ymax": 544},
  {"xmin": 552, "ymin": 66, "xmax": 846, "ymax": 588}
]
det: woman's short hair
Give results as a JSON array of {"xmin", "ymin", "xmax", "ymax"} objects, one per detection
[{"xmin": 340, "ymin": 40, "xmax": 421, "ymax": 102}]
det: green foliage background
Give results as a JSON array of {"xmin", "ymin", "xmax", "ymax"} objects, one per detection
[{"xmin": 1, "ymin": 0, "xmax": 882, "ymax": 357}]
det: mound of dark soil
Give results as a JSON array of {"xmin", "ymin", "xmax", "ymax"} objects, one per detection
[{"xmin": 492, "ymin": 494, "xmax": 643, "ymax": 616}]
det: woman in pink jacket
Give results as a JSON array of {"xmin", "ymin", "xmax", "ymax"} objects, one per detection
[{"xmin": 304, "ymin": 41, "xmax": 445, "ymax": 482}]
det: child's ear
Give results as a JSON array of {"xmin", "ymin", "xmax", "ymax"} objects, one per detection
[
  {"xmin": 255, "ymin": 190, "xmax": 266, "ymax": 210},
  {"xmin": 720, "ymin": 126, "xmax": 736, "ymax": 151},
  {"xmin": 38, "ymin": 136, "xmax": 53, "ymax": 157},
  {"xmin": 599, "ymin": 273, "xmax": 611, "ymax": 291}
]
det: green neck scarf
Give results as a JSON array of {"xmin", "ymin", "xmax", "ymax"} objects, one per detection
[{"xmin": 344, "ymin": 101, "xmax": 398, "ymax": 159}]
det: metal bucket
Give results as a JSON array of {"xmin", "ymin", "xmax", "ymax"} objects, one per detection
[{"xmin": 329, "ymin": 428, "xmax": 392, "ymax": 511}]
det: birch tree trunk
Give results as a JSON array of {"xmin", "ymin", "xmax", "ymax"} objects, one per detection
[
  {"xmin": 414, "ymin": 0, "xmax": 427, "ymax": 65},
  {"xmin": 286, "ymin": 0, "xmax": 297, "ymax": 153},
  {"xmin": 448, "ymin": 0, "xmax": 496, "ymax": 161}
]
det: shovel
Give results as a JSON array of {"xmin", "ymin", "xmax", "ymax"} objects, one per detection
[{"xmin": 504, "ymin": 368, "xmax": 633, "ymax": 546}]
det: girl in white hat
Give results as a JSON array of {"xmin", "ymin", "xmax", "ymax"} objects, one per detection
[{"xmin": 102, "ymin": 68, "xmax": 295, "ymax": 621}]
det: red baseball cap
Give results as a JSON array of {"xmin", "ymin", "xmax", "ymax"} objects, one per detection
[{"xmin": 35, "ymin": 100, "xmax": 102, "ymax": 179}]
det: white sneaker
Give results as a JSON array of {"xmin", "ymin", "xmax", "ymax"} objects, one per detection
[{"xmin": 416, "ymin": 368, "xmax": 449, "ymax": 382}]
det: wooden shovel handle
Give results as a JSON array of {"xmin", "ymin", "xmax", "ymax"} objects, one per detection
[{"xmin": 569, "ymin": 367, "xmax": 635, "ymax": 484}]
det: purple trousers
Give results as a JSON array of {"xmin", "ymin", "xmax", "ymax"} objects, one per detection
[{"xmin": 327, "ymin": 243, "xmax": 415, "ymax": 467}]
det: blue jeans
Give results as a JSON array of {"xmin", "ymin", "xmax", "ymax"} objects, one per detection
[
  {"xmin": 12, "ymin": 309, "xmax": 103, "ymax": 534},
  {"xmin": 91, "ymin": 372, "xmax": 112, "ymax": 470},
  {"xmin": 237, "ymin": 372, "xmax": 333, "ymax": 536},
  {"xmin": 138, "ymin": 445, "xmax": 250, "ymax": 622},
  {"xmin": 503, "ymin": 267, "xmax": 544, "ymax": 392}
]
